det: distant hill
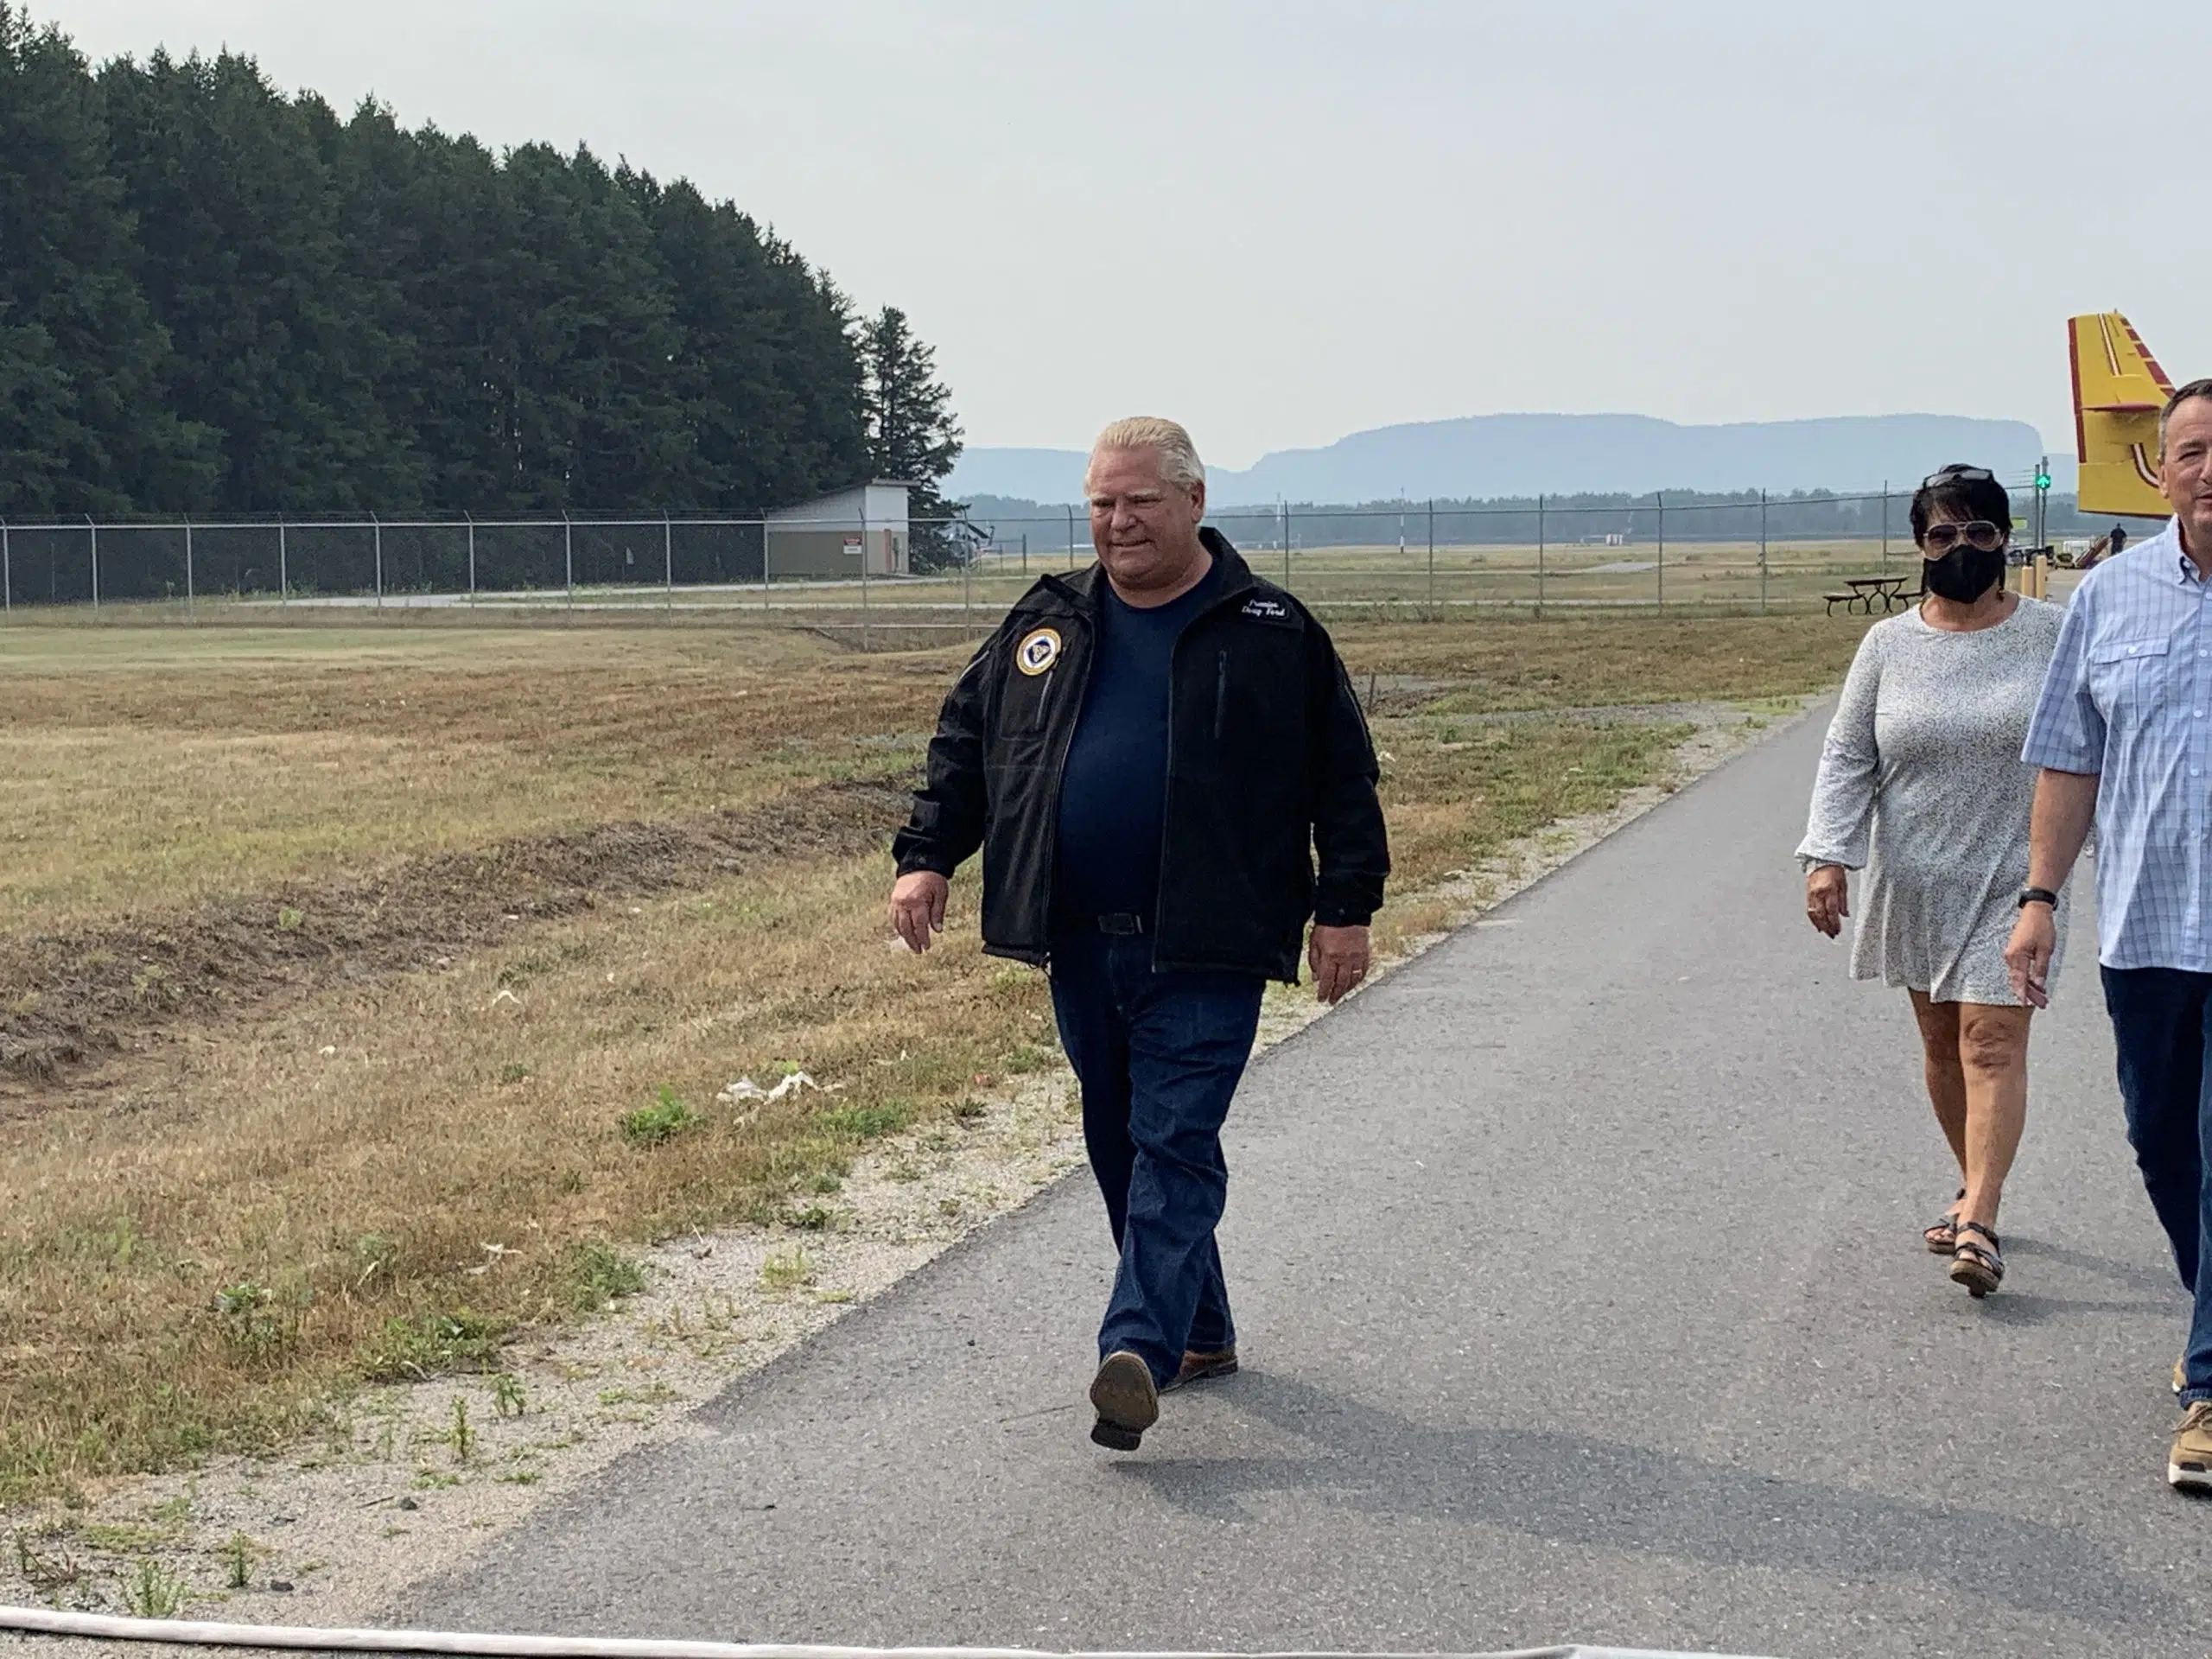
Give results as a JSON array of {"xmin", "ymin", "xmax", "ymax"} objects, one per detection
[{"xmin": 948, "ymin": 413, "xmax": 2064, "ymax": 506}]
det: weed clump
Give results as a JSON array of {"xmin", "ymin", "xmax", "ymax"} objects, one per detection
[
  {"xmin": 564, "ymin": 1242, "xmax": 645, "ymax": 1312},
  {"xmin": 359, "ymin": 1312, "xmax": 508, "ymax": 1382},
  {"xmin": 620, "ymin": 1085, "xmax": 702, "ymax": 1146},
  {"xmin": 822, "ymin": 1100, "xmax": 912, "ymax": 1141}
]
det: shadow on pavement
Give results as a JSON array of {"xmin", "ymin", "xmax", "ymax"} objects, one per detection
[
  {"xmin": 2003, "ymin": 1235, "xmax": 2184, "ymax": 1296},
  {"xmin": 1119, "ymin": 1371, "xmax": 2178, "ymax": 1630}
]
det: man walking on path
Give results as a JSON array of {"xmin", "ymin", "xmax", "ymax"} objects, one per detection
[
  {"xmin": 888, "ymin": 416, "xmax": 1389, "ymax": 1451},
  {"xmin": 2009, "ymin": 377, "xmax": 2212, "ymax": 1490}
]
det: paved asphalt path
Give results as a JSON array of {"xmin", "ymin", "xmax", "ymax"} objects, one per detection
[{"xmin": 407, "ymin": 708, "xmax": 2205, "ymax": 1658}]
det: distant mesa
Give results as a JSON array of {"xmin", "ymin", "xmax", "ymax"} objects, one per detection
[{"xmin": 949, "ymin": 413, "xmax": 2063, "ymax": 506}]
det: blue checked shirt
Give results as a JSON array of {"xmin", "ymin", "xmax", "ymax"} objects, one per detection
[{"xmin": 2023, "ymin": 521, "xmax": 2212, "ymax": 969}]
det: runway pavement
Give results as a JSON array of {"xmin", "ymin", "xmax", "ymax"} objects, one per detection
[{"xmin": 404, "ymin": 705, "xmax": 2204, "ymax": 1658}]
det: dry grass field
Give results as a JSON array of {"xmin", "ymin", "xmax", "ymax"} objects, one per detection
[{"xmin": 0, "ymin": 608, "xmax": 1868, "ymax": 1504}]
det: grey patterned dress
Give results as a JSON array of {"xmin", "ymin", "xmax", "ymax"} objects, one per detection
[{"xmin": 1797, "ymin": 596, "xmax": 2069, "ymax": 1005}]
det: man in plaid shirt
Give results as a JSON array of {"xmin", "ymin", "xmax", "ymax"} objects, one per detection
[{"xmin": 2010, "ymin": 376, "xmax": 2212, "ymax": 1491}]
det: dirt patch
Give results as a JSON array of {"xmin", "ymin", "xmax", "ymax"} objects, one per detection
[{"xmin": 0, "ymin": 781, "xmax": 909, "ymax": 1092}]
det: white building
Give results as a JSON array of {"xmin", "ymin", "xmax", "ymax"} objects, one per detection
[{"xmin": 765, "ymin": 480, "xmax": 915, "ymax": 577}]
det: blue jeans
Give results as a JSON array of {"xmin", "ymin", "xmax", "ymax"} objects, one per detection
[
  {"xmin": 1049, "ymin": 930, "xmax": 1266, "ymax": 1389},
  {"xmin": 2101, "ymin": 966, "xmax": 2212, "ymax": 1403}
]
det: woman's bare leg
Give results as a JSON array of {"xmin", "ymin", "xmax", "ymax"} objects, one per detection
[
  {"xmin": 1955, "ymin": 1001, "xmax": 2033, "ymax": 1231},
  {"xmin": 1909, "ymin": 990, "xmax": 1968, "ymax": 1176}
]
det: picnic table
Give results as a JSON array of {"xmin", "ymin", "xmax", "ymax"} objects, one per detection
[{"xmin": 1825, "ymin": 574, "xmax": 1918, "ymax": 616}]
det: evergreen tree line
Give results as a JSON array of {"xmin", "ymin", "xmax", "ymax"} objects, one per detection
[{"xmin": 0, "ymin": 6, "xmax": 963, "ymax": 527}]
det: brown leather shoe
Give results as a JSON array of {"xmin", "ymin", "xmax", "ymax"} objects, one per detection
[
  {"xmin": 1088, "ymin": 1351, "xmax": 1159, "ymax": 1451},
  {"xmin": 1163, "ymin": 1346, "xmax": 1239, "ymax": 1393}
]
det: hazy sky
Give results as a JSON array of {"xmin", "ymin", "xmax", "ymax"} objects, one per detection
[{"xmin": 41, "ymin": 1, "xmax": 2212, "ymax": 467}]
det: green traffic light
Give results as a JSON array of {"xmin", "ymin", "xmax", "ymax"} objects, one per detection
[{"xmin": 2034, "ymin": 471, "xmax": 2051, "ymax": 490}]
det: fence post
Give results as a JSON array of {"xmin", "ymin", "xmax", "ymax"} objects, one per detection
[
  {"xmin": 1021, "ymin": 531, "xmax": 1028, "ymax": 575},
  {"xmin": 761, "ymin": 517, "xmax": 771, "ymax": 607},
  {"xmin": 183, "ymin": 513, "xmax": 194, "ymax": 616},
  {"xmin": 1759, "ymin": 490, "xmax": 1769, "ymax": 614},
  {"xmin": 87, "ymin": 515, "xmax": 99, "ymax": 611},
  {"xmin": 962, "ymin": 524, "xmax": 972, "ymax": 625},
  {"xmin": 1655, "ymin": 491, "xmax": 1665, "ymax": 609},
  {"xmin": 2, "ymin": 518, "xmax": 10, "ymax": 619},
  {"xmin": 1880, "ymin": 480, "xmax": 1890, "ymax": 569},
  {"xmin": 278, "ymin": 516, "xmax": 289, "ymax": 606},
  {"xmin": 563, "ymin": 511, "xmax": 573, "ymax": 610},
  {"xmin": 465, "ymin": 512, "xmax": 476, "ymax": 606},
  {"xmin": 1536, "ymin": 493, "xmax": 1546, "ymax": 617},
  {"xmin": 1281, "ymin": 501, "xmax": 1292, "ymax": 589},
  {"xmin": 1065, "ymin": 505, "xmax": 1075, "ymax": 570},
  {"xmin": 860, "ymin": 501, "xmax": 871, "ymax": 653},
  {"xmin": 373, "ymin": 512, "xmax": 384, "ymax": 611},
  {"xmin": 1427, "ymin": 499, "xmax": 1436, "ymax": 617}
]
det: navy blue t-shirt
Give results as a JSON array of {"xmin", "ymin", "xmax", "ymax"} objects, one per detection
[{"xmin": 1053, "ymin": 558, "xmax": 1224, "ymax": 924}]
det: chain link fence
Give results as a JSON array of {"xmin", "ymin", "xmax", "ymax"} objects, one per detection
[{"xmin": 0, "ymin": 482, "xmax": 2063, "ymax": 636}]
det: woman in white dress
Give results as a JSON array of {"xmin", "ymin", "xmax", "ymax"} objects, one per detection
[{"xmin": 1798, "ymin": 464, "xmax": 2068, "ymax": 1298}]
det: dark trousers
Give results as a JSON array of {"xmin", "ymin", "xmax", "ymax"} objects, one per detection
[
  {"xmin": 2101, "ymin": 966, "xmax": 2212, "ymax": 1402},
  {"xmin": 1048, "ymin": 930, "xmax": 1266, "ymax": 1389}
]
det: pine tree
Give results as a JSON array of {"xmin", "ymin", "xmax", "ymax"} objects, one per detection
[
  {"xmin": 859, "ymin": 306, "xmax": 963, "ymax": 568},
  {"xmin": 626, "ymin": 170, "xmax": 868, "ymax": 512},
  {"xmin": 0, "ymin": 3, "xmax": 213, "ymax": 514},
  {"xmin": 97, "ymin": 48, "xmax": 398, "ymax": 512}
]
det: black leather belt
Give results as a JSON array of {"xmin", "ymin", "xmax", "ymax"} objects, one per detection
[{"xmin": 1093, "ymin": 912, "xmax": 1147, "ymax": 936}]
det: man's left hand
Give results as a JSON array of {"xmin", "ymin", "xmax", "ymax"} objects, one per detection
[{"xmin": 1309, "ymin": 924, "xmax": 1372, "ymax": 1004}]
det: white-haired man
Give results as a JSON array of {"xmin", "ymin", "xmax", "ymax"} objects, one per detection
[
  {"xmin": 2009, "ymin": 378, "xmax": 2212, "ymax": 1490},
  {"xmin": 889, "ymin": 416, "xmax": 1389, "ymax": 1451}
]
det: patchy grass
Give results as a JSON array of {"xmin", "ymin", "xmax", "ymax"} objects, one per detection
[
  {"xmin": 1331, "ymin": 612, "xmax": 1866, "ymax": 712},
  {"xmin": 0, "ymin": 612, "xmax": 1861, "ymax": 1504}
]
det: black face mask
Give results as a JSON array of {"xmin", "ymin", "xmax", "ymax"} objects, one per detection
[{"xmin": 1922, "ymin": 543, "xmax": 2005, "ymax": 602}]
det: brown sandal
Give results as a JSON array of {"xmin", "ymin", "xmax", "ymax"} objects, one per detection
[
  {"xmin": 1923, "ymin": 1189, "xmax": 1966, "ymax": 1255},
  {"xmin": 1949, "ymin": 1220, "xmax": 2004, "ymax": 1298}
]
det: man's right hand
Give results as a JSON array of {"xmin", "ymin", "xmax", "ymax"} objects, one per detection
[
  {"xmin": 2005, "ymin": 902, "xmax": 2056, "ymax": 1008},
  {"xmin": 890, "ymin": 870, "xmax": 950, "ymax": 954}
]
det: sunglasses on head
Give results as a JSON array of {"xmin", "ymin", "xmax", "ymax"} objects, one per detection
[
  {"xmin": 1921, "ymin": 466, "xmax": 1996, "ymax": 487},
  {"xmin": 1921, "ymin": 520, "xmax": 2006, "ymax": 554}
]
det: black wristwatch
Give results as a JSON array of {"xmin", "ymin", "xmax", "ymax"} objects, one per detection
[{"xmin": 2018, "ymin": 886, "xmax": 2058, "ymax": 910}]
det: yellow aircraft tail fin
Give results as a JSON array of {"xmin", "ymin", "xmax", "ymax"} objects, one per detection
[{"xmin": 2070, "ymin": 312, "xmax": 2173, "ymax": 518}]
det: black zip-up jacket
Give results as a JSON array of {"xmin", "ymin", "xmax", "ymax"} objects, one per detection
[{"xmin": 892, "ymin": 531, "xmax": 1389, "ymax": 982}]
